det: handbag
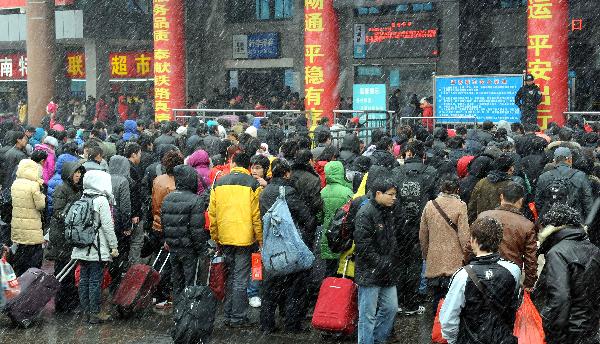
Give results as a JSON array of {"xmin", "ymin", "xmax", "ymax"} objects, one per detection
[{"xmin": 432, "ymin": 298, "xmax": 448, "ymax": 343}]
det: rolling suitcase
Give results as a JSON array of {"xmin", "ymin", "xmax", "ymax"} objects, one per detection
[
  {"xmin": 4, "ymin": 260, "xmax": 77, "ymax": 327},
  {"xmin": 112, "ymin": 249, "xmax": 170, "ymax": 316},
  {"xmin": 311, "ymin": 259, "xmax": 358, "ymax": 335}
]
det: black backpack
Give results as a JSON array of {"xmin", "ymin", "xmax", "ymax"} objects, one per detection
[
  {"xmin": 326, "ymin": 196, "xmax": 369, "ymax": 253},
  {"xmin": 544, "ymin": 169, "xmax": 577, "ymax": 211},
  {"xmin": 396, "ymin": 164, "xmax": 428, "ymax": 225}
]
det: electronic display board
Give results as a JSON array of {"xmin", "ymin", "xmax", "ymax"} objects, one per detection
[{"xmin": 354, "ymin": 20, "xmax": 439, "ymax": 59}]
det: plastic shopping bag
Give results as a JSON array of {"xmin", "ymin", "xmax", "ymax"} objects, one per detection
[
  {"xmin": 251, "ymin": 252, "xmax": 262, "ymax": 281},
  {"xmin": 209, "ymin": 252, "xmax": 227, "ymax": 301},
  {"xmin": 74, "ymin": 264, "xmax": 113, "ymax": 290},
  {"xmin": 0, "ymin": 256, "xmax": 20, "ymax": 300},
  {"xmin": 432, "ymin": 299, "xmax": 448, "ymax": 343},
  {"xmin": 513, "ymin": 292, "xmax": 546, "ymax": 344}
]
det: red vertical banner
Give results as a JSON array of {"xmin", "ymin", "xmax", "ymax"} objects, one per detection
[
  {"xmin": 304, "ymin": 0, "xmax": 339, "ymax": 127},
  {"xmin": 66, "ymin": 52, "xmax": 85, "ymax": 79},
  {"xmin": 527, "ymin": 0, "xmax": 568, "ymax": 128},
  {"xmin": 153, "ymin": 0, "xmax": 186, "ymax": 123}
]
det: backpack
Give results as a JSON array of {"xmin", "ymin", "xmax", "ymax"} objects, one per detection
[
  {"xmin": 261, "ymin": 186, "xmax": 315, "ymax": 277},
  {"xmin": 326, "ymin": 196, "xmax": 370, "ymax": 254},
  {"xmin": 544, "ymin": 169, "xmax": 577, "ymax": 211},
  {"xmin": 396, "ymin": 164, "xmax": 428, "ymax": 225},
  {"xmin": 63, "ymin": 194, "xmax": 102, "ymax": 249}
]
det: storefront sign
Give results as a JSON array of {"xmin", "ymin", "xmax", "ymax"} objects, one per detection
[
  {"xmin": 66, "ymin": 52, "xmax": 85, "ymax": 79},
  {"xmin": 352, "ymin": 84, "xmax": 386, "ymax": 120},
  {"xmin": 0, "ymin": 53, "xmax": 27, "ymax": 80},
  {"xmin": 232, "ymin": 32, "xmax": 279, "ymax": 59},
  {"xmin": 527, "ymin": 0, "xmax": 568, "ymax": 127},
  {"xmin": 304, "ymin": 0, "xmax": 339, "ymax": 126},
  {"xmin": 153, "ymin": 0, "xmax": 186, "ymax": 122},
  {"xmin": 356, "ymin": 20, "xmax": 439, "ymax": 59},
  {"xmin": 434, "ymin": 75, "xmax": 522, "ymax": 123},
  {"xmin": 0, "ymin": 0, "xmax": 73, "ymax": 9},
  {"xmin": 109, "ymin": 51, "xmax": 154, "ymax": 79}
]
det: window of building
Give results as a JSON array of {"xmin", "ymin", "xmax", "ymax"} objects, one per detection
[
  {"xmin": 355, "ymin": 2, "xmax": 434, "ymax": 16},
  {"xmin": 227, "ymin": 0, "xmax": 293, "ymax": 22},
  {"xmin": 498, "ymin": 0, "xmax": 527, "ymax": 8}
]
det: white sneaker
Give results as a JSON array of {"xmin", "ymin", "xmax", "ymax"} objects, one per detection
[
  {"xmin": 249, "ymin": 296, "xmax": 262, "ymax": 308},
  {"xmin": 397, "ymin": 307, "xmax": 403, "ymax": 313},
  {"xmin": 404, "ymin": 306, "xmax": 425, "ymax": 316}
]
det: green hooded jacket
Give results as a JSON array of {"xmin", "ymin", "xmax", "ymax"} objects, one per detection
[{"xmin": 320, "ymin": 161, "xmax": 353, "ymax": 260}]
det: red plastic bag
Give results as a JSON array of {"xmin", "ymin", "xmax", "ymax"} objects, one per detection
[
  {"xmin": 75, "ymin": 264, "xmax": 112, "ymax": 290},
  {"xmin": 432, "ymin": 299, "xmax": 448, "ymax": 343},
  {"xmin": 513, "ymin": 292, "xmax": 546, "ymax": 344},
  {"xmin": 209, "ymin": 253, "xmax": 227, "ymax": 301},
  {"xmin": 251, "ymin": 252, "xmax": 262, "ymax": 281}
]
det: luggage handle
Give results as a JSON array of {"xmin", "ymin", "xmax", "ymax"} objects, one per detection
[
  {"xmin": 158, "ymin": 252, "xmax": 170, "ymax": 274},
  {"xmin": 151, "ymin": 248, "xmax": 169, "ymax": 271},
  {"xmin": 55, "ymin": 259, "xmax": 77, "ymax": 282},
  {"xmin": 342, "ymin": 255, "xmax": 352, "ymax": 279}
]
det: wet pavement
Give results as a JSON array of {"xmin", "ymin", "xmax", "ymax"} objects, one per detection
[{"xmin": 0, "ymin": 302, "xmax": 435, "ymax": 344}]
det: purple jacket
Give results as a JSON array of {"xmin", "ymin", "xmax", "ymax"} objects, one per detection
[
  {"xmin": 34, "ymin": 143, "xmax": 56, "ymax": 184},
  {"xmin": 186, "ymin": 149, "xmax": 211, "ymax": 194}
]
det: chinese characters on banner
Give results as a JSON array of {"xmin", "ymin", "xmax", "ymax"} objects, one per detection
[
  {"xmin": 527, "ymin": 0, "xmax": 568, "ymax": 127},
  {"xmin": 0, "ymin": 54, "xmax": 27, "ymax": 80},
  {"xmin": 304, "ymin": 0, "xmax": 339, "ymax": 127},
  {"xmin": 66, "ymin": 52, "xmax": 85, "ymax": 79},
  {"xmin": 153, "ymin": 0, "xmax": 186, "ymax": 123},
  {"xmin": 109, "ymin": 52, "xmax": 154, "ymax": 79}
]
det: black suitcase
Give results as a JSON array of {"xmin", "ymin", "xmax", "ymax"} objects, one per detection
[
  {"xmin": 171, "ymin": 258, "xmax": 217, "ymax": 344},
  {"xmin": 4, "ymin": 260, "xmax": 76, "ymax": 327}
]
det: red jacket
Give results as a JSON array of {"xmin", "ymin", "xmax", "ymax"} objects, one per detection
[
  {"xmin": 95, "ymin": 99, "xmax": 110, "ymax": 122},
  {"xmin": 421, "ymin": 105, "xmax": 433, "ymax": 131}
]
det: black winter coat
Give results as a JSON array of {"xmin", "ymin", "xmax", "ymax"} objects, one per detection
[
  {"xmin": 161, "ymin": 165, "xmax": 209, "ymax": 253},
  {"xmin": 259, "ymin": 178, "xmax": 316, "ymax": 247},
  {"xmin": 534, "ymin": 226, "xmax": 600, "ymax": 344},
  {"xmin": 370, "ymin": 149, "xmax": 398, "ymax": 169},
  {"xmin": 1, "ymin": 146, "xmax": 27, "ymax": 193},
  {"xmin": 154, "ymin": 134, "xmax": 177, "ymax": 148},
  {"xmin": 454, "ymin": 254, "xmax": 520, "ymax": 344},
  {"xmin": 47, "ymin": 161, "xmax": 83, "ymax": 261},
  {"xmin": 291, "ymin": 163, "xmax": 323, "ymax": 220},
  {"xmin": 535, "ymin": 163, "xmax": 593, "ymax": 220},
  {"xmin": 354, "ymin": 199, "xmax": 400, "ymax": 287}
]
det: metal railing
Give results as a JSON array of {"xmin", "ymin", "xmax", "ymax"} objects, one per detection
[{"xmin": 397, "ymin": 116, "xmax": 479, "ymax": 129}]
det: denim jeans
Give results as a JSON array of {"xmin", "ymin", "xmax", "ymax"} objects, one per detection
[
  {"xmin": 78, "ymin": 261, "xmax": 104, "ymax": 314},
  {"xmin": 358, "ymin": 285, "xmax": 398, "ymax": 344},
  {"xmin": 247, "ymin": 278, "xmax": 260, "ymax": 298},
  {"xmin": 222, "ymin": 245, "xmax": 252, "ymax": 324}
]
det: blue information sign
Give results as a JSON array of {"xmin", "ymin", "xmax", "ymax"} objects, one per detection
[
  {"xmin": 353, "ymin": 84, "xmax": 387, "ymax": 121},
  {"xmin": 435, "ymin": 75, "xmax": 522, "ymax": 123},
  {"xmin": 247, "ymin": 32, "xmax": 280, "ymax": 59}
]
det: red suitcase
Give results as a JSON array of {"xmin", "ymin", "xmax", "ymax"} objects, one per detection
[
  {"xmin": 112, "ymin": 249, "xmax": 169, "ymax": 316},
  {"xmin": 311, "ymin": 276, "xmax": 358, "ymax": 334}
]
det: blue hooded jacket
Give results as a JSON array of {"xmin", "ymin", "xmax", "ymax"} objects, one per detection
[
  {"xmin": 29, "ymin": 128, "xmax": 45, "ymax": 147},
  {"xmin": 123, "ymin": 120, "xmax": 138, "ymax": 141},
  {"xmin": 47, "ymin": 153, "xmax": 79, "ymax": 217}
]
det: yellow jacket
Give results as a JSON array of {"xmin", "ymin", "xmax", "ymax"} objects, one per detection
[
  {"xmin": 11, "ymin": 159, "xmax": 45, "ymax": 245},
  {"xmin": 208, "ymin": 167, "xmax": 263, "ymax": 246}
]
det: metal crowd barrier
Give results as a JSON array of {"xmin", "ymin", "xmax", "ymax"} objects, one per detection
[
  {"xmin": 332, "ymin": 110, "xmax": 396, "ymax": 135},
  {"xmin": 172, "ymin": 108, "xmax": 313, "ymax": 128},
  {"xmin": 564, "ymin": 111, "xmax": 600, "ymax": 123},
  {"xmin": 397, "ymin": 116, "xmax": 479, "ymax": 129},
  {"xmin": 308, "ymin": 126, "xmax": 386, "ymax": 149}
]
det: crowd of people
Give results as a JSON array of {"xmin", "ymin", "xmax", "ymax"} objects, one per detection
[{"xmin": 0, "ymin": 102, "xmax": 600, "ymax": 344}]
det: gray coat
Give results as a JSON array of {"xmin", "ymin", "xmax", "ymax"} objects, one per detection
[
  {"xmin": 71, "ymin": 170, "xmax": 118, "ymax": 262},
  {"xmin": 108, "ymin": 155, "xmax": 132, "ymax": 234}
]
